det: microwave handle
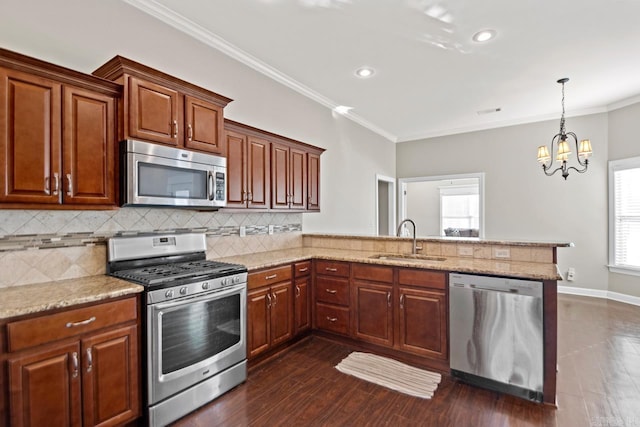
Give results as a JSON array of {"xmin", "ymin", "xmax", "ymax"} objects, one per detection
[{"xmin": 207, "ymin": 171, "xmax": 215, "ymax": 201}]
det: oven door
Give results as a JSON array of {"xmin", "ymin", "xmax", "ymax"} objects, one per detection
[
  {"xmin": 147, "ymin": 284, "xmax": 246, "ymax": 405},
  {"xmin": 125, "ymin": 151, "xmax": 225, "ymax": 208}
]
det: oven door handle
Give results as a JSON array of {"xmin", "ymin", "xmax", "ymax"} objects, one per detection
[{"xmin": 152, "ymin": 283, "xmax": 245, "ymax": 311}]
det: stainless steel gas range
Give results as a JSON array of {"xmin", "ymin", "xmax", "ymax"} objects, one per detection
[{"xmin": 107, "ymin": 233, "xmax": 247, "ymax": 427}]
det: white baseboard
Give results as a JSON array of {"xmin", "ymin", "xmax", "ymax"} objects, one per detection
[{"xmin": 558, "ymin": 286, "xmax": 640, "ymax": 307}]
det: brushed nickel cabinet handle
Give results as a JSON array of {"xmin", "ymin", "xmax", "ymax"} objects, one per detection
[
  {"xmin": 272, "ymin": 292, "xmax": 277, "ymax": 306},
  {"xmin": 295, "ymin": 285, "xmax": 300, "ymax": 297},
  {"xmin": 44, "ymin": 176, "xmax": 50, "ymax": 195},
  {"xmin": 188, "ymin": 123, "xmax": 193, "ymax": 141},
  {"xmin": 71, "ymin": 351, "xmax": 79, "ymax": 378},
  {"xmin": 325, "ymin": 267, "xmax": 338, "ymax": 272},
  {"xmin": 400, "ymin": 294, "xmax": 405, "ymax": 309},
  {"xmin": 298, "ymin": 267, "xmax": 309, "ymax": 273},
  {"xmin": 325, "ymin": 289, "xmax": 337, "ymax": 294},
  {"xmin": 265, "ymin": 274, "xmax": 277, "ymax": 280},
  {"xmin": 53, "ymin": 172, "xmax": 59, "ymax": 195},
  {"xmin": 387, "ymin": 291, "xmax": 392, "ymax": 308},
  {"xmin": 66, "ymin": 316, "xmax": 96, "ymax": 328},
  {"xmin": 266, "ymin": 293, "xmax": 272, "ymax": 308},
  {"xmin": 86, "ymin": 348, "xmax": 93, "ymax": 373},
  {"xmin": 248, "ymin": 192, "xmax": 253, "ymax": 202},
  {"xmin": 173, "ymin": 120, "xmax": 178, "ymax": 138},
  {"xmin": 326, "ymin": 316, "xmax": 337, "ymax": 322},
  {"xmin": 66, "ymin": 173, "xmax": 72, "ymax": 196}
]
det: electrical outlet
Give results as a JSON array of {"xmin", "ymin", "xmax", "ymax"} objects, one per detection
[
  {"xmin": 239, "ymin": 226, "xmax": 246, "ymax": 237},
  {"xmin": 567, "ymin": 267, "xmax": 575, "ymax": 281},
  {"xmin": 495, "ymin": 248, "xmax": 511, "ymax": 259},
  {"xmin": 268, "ymin": 225, "xmax": 274, "ymax": 235}
]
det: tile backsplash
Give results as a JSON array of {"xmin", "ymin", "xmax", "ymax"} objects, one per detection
[{"xmin": 0, "ymin": 208, "xmax": 303, "ymax": 288}]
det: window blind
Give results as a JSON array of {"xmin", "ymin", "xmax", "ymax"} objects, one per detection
[{"xmin": 613, "ymin": 167, "xmax": 640, "ymax": 268}]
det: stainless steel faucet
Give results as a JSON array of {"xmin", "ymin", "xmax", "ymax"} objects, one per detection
[{"xmin": 397, "ymin": 219, "xmax": 419, "ymax": 254}]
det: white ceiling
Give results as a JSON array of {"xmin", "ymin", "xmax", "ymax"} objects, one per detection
[{"xmin": 5, "ymin": 0, "xmax": 640, "ymax": 143}]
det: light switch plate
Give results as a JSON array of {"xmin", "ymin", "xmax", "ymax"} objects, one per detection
[
  {"xmin": 268, "ymin": 225, "xmax": 274, "ymax": 235},
  {"xmin": 495, "ymin": 248, "xmax": 511, "ymax": 258},
  {"xmin": 239, "ymin": 226, "xmax": 246, "ymax": 237}
]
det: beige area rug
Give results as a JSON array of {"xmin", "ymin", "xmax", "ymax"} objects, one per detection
[{"xmin": 335, "ymin": 352, "xmax": 441, "ymax": 399}]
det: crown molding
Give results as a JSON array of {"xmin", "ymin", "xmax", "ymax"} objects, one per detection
[
  {"xmin": 122, "ymin": 0, "xmax": 397, "ymax": 142},
  {"xmin": 396, "ymin": 106, "xmax": 608, "ymax": 143},
  {"xmin": 607, "ymin": 93, "xmax": 640, "ymax": 112}
]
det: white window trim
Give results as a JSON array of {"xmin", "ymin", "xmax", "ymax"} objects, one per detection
[
  {"xmin": 608, "ymin": 156, "xmax": 640, "ymax": 276},
  {"xmin": 439, "ymin": 185, "xmax": 480, "ymax": 234}
]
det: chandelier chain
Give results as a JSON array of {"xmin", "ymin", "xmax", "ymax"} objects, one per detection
[{"xmin": 559, "ymin": 81, "xmax": 566, "ymax": 135}]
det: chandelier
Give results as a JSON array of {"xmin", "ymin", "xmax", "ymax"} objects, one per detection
[{"xmin": 537, "ymin": 78, "xmax": 592, "ymax": 179}]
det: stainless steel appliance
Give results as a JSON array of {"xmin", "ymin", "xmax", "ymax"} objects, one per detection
[
  {"xmin": 120, "ymin": 139, "xmax": 226, "ymax": 208},
  {"xmin": 449, "ymin": 273, "xmax": 544, "ymax": 402},
  {"xmin": 107, "ymin": 233, "xmax": 247, "ymax": 426}
]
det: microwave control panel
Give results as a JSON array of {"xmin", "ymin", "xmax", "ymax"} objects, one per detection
[{"xmin": 215, "ymin": 172, "xmax": 225, "ymax": 201}]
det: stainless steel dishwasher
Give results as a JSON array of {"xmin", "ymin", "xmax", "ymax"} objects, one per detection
[{"xmin": 449, "ymin": 272, "xmax": 544, "ymax": 402}]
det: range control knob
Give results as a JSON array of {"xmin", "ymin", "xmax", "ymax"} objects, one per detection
[
  {"xmin": 202, "ymin": 282, "xmax": 210, "ymax": 290},
  {"xmin": 222, "ymin": 278, "xmax": 229, "ymax": 286},
  {"xmin": 180, "ymin": 287, "xmax": 188, "ymax": 295},
  {"xmin": 232, "ymin": 276, "xmax": 241, "ymax": 284},
  {"xmin": 165, "ymin": 289, "xmax": 174, "ymax": 298}
]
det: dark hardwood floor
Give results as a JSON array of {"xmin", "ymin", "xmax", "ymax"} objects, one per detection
[{"xmin": 172, "ymin": 294, "xmax": 640, "ymax": 427}]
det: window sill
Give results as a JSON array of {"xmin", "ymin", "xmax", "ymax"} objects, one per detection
[{"xmin": 608, "ymin": 265, "xmax": 640, "ymax": 277}]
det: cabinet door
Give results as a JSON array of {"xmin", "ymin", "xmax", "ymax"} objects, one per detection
[
  {"xmin": 247, "ymin": 287, "xmax": 270, "ymax": 358},
  {"xmin": 128, "ymin": 76, "xmax": 180, "ymax": 146},
  {"xmin": 294, "ymin": 276, "xmax": 312, "ymax": 334},
  {"xmin": 270, "ymin": 142, "xmax": 289, "ymax": 209},
  {"xmin": 82, "ymin": 325, "xmax": 140, "ymax": 427},
  {"xmin": 8, "ymin": 342, "xmax": 82, "ymax": 427},
  {"xmin": 397, "ymin": 287, "xmax": 447, "ymax": 359},
  {"xmin": 289, "ymin": 147, "xmax": 307, "ymax": 210},
  {"xmin": 307, "ymin": 152, "xmax": 320, "ymax": 211},
  {"xmin": 247, "ymin": 136, "xmax": 270, "ymax": 209},
  {"xmin": 270, "ymin": 282, "xmax": 293, "ymax": 346},
  {"xmin": 184, "ymin": 95, "xmax": 224, "ymax": 155},
  {"xmin": 0, "ymin": 68, "xmax": 61, "ymax": 204},
  {"xmin": 225, "ymin": 130, "xmax": 247, "ymax": 208},
  {"xmin": 63, "ymin": 86, "xmax": 116, "ymax": 205},
  {"xmin": 353, "ymin": 282, "xmax": 393, "ymax": 347}
]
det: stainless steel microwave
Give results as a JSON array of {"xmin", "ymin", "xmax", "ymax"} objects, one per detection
[{"xmin": 120, "ymin": 140, "xmax": 226, "ymax": 209}]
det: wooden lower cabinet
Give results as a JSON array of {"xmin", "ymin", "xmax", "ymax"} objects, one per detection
[
  {"xmin": 352, "ymin": 281, "xmax": 393, "ymax": 347},
  {"xmin": 397, "ymin": 286, "xmax": 447, "ymax": 360},
  {"xmin": 5, "ymin": 297, "xmax": 140, "ymax": 427},
  {"xmin": 247, "ymin": 265, "xmax": 295, "ymax": 359},
  {"xmin": 294, "ymin": 276, "xmax": 312, "ymax": 334}
]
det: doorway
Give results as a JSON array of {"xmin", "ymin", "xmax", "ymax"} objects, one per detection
[{"xmin": 375, "ymin": 174, "xmax": 396, "ymax": 236}]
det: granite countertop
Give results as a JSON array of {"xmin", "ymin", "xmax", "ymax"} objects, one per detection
[
  {"xmin": 217, "ymin": 247, "xmax": 562, "ymax": 281},
  {"xmin": 1, "ymin": 276, "xmax": 143, "ymax": 320}
]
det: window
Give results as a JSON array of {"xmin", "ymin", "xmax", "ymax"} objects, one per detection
[
  {"xmin": 440, "ymin": 185, "xmax": 479, "ymax": 236},
  {"xmin": 609, "ymin": 156, "xmax": 640, "ymax": 275}
]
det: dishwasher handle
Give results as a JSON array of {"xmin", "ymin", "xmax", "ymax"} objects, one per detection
[{"xmin": 469, "ymin": 284, "xmax": 520, "ymax": 294}]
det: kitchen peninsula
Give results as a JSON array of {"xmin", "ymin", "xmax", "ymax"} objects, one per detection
[{"xmin": 219, "ymin": 233, "xmax": 570, "ymax": 406}]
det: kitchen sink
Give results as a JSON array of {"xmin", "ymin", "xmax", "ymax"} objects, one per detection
[{"xmin": 369, "ymin": 253, "xmax": 447, "ymax": 262}]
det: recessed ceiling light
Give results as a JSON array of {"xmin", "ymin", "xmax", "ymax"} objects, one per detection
[
  {"xmin": 355, "ymin": 67, "xmax": 375, "ymax": 78},
  {"xmin": 472, "ymin": 29, "xmax": 496, "ymax": 43},
  {"xmin": 333, "ymin": 105, "xmax": 353, "ymax": 115}
]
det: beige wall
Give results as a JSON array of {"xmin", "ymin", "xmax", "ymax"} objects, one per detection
[
  {"xmin": 0, "ymin": 0, "xmax": 395, "ymax": 237},
  {"xmin": 397, "ymin": 114, "xmax": 609, "ymax": 292},
  {"xmin": 608, "ymin": 102, "xmax": 640, "ymax": 297}
]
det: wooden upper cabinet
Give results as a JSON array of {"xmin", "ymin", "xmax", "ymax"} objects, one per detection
[
  {"xmin": 271, "ymin": 142, "xmax": 290, "ymax": 209},
  {"xmin": 307, "ymin": 152, "xmax": 320, "ymax": 211},
  {"xmin": 0, "ymin": 68, "xmax": 62, "ymax": 204},
  {"xmin": 289, "ymin": 146, "xmax": 307, "ymax": 210},
  {"xmin": 184, "ymin": 95, "xmax": 224, "ymax": 154},
  {"xmin": 128, "ymin": 76, "xmax": 180, "ymax": 146},
  {"xmin": 93, "ymin": 56, "xmax": 232, "ymax": 156},
  {"xmin": 224, "ymin": 125, "xmax": 270, "ymax": 209},
  {"xmin": 0, "ymin": 49, "xmax": 120, "ymax": 209},
  {"xmin": 63, "ymin": 86, "xmax": 116, "ymax": 205}
]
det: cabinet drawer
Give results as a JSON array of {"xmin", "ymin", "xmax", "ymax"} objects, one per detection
[
  {"xmin": 315, "ymin": 260, "xmax": 349, "ymax": 277},
  {"xmin": 315, "ymin": 277, "xmax": 349, "ymax": 306},
  {"xmin": 316, "ymin": 303, "xmax": 349, "ymax": 336},
  {"xmin": 398, "ymin": 268, "xmax": 446, "ymax": 290},
  {"xmin": 352, "ymin": 263, "xmax": 394, "ymax": 283},
  {"xmin": 248, "ymin": 265, "xmax": 292, "ymax": 290},
  {"xmin": 7, "ymin": 297, "xmax": 137, "ymax": 352},
  {"xmin": 294, "ymin": 261, "xmax": 311, "ymax": 278}
]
